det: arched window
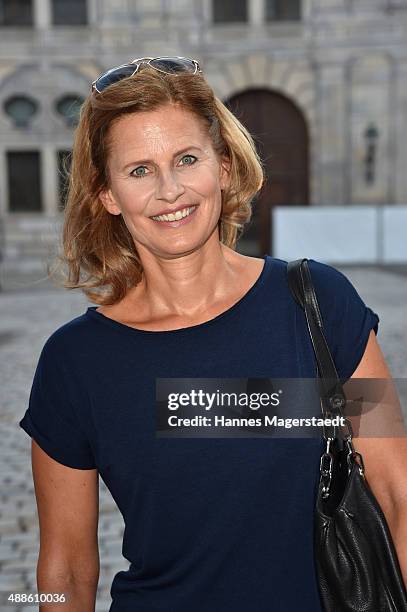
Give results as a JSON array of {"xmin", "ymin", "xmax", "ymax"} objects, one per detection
[
  {"xmin": 55, "ymin": 94, "xmax": 84, "ymax": 127},
  {"xmin": 3, "ymin": 95, "xmax": 38, "ymax": 128},
  {"xmin": 266, "ymin": 0, "xmax": 301, "ymax": 21}
]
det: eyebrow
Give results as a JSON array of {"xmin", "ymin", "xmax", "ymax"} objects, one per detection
[{"xmin": 121, "ymin": 146, "xmax": 204, "ymax": 170}]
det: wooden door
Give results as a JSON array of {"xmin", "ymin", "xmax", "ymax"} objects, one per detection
[{"xmin": 224, "ymin": 89, "xmax": 309, "ymax": 255}]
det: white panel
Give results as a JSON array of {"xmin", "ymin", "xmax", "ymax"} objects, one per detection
[
  {"xmin": 273, "ymin": 206, "xmax": 377, "ymax": 263},
  {"xmin": 383, "ymin": 206, "xmax": 407, "ymax": 262}
]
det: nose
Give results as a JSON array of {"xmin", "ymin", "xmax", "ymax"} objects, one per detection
[{"xmin": 155, "ymin": 168, "xmax": 185, "ymax": 202}]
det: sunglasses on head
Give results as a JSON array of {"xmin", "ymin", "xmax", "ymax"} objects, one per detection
[{"xmin": 91, "ymin": 56, "xmax": 202, "ymax": 94}]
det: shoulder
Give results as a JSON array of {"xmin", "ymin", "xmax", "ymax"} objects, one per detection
[
  {"xmin": 305, "ymin": 257, "xmax": 378, "ymax": 326},
  {"xmin": 302, "ymin": 258, "xmax": 380, "ymax": 380},
  {"xmin": 282, "ymin": 256, "xmax": 355, "ymax": 290},
  {"xmin": 280, "ymin": 256, "xmax": 369, "ymax": 320},
  {"xmin": 269, "ymin": 255, "xmax": 353, "ymax": 302},
  {"xmin": 39, "ymin": 311, "xmax": 96, "ymax": 361},
  {"xmin": 305, "ymin": 258, "xmax": 378, "ymax": 332},
  {"xmin": 306, "ymin": 258, "xmax": 360, "ymax": 308},
  {"xmin": 306, "ymin": 257, "xmax": 354, "ymax": 289}
]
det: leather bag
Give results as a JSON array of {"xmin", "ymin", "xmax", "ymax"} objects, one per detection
[{"xmin": 287, "ymin": 257, "xmax": 407, "ymax": 612}]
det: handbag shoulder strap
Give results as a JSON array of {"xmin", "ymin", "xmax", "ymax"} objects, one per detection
[{"xmin": 287, "ymin": 258, "xmax": 346, "ymax": 412}]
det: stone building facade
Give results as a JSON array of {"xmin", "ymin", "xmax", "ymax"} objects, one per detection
[{"xmin": 0, "ymin": 0, "xmax": 406, "ymax": 268}]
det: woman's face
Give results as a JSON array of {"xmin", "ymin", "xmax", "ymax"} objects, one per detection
[{"xmin": 100, "ymin": 103, "xmax": 230, "ymax": 258}]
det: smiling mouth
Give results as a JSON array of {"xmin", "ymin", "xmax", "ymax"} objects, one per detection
[{"xmin": 150, "ymin": 205, "xmax": 198, "ymax": 222}]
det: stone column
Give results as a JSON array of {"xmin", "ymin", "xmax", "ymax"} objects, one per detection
[
  {"xmin": 315, "ymin": 62, "xmax": 347, "ymax": 205},
  {"xmin": 249, "ymin": 0, "xmax": 263, "ymax": 25},
  {"xmin": 41, "ymin": 146, "xmax": 59, "ymax": 215},
  {"xmin": 348, "ymin": 54, "xmax": 392, "ymax": 204},
  {"xmin": 33, "ymin": 0, "xmax": 51, "ymax": 28},
  {"xmin": 394, "ymin": 58, "xmax": 407, "ymax": 204},
  {"xmin": 0, "ymin": 148, "xmax": 8, "ymax": 215}
]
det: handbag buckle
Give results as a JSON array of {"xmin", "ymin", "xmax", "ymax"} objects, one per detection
[
  {"xmin": 340, "ymin": 417, "xmax": 354, "ymax": 442},
  {"xmin": 344, "ymin": 437, "xmax": 365, "ymax": 477},
  {"xmin": 320, "ymin": 449, "xmax": 334, "ymax": 499},
  {"xmin": 322, "ymin": 411, "xmax": 338, "ymax": 441},
  {"xmin": 346, "ymin": 449, "xmax": 365, "ymax": 477}
]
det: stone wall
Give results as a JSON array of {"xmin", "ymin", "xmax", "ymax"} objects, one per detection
[{"xmin": 0, "ymin": 0, "xmax": 407, "ymax": 264}]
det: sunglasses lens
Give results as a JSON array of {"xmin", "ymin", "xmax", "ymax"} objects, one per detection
[
  {"xmin": 93, "ymin": 57, "xmax": 200, "ymax": 93},
  {"xmin": 148, "ymin": 57, "xmax": 197, "ymax": 74},
  {"xmin": 95, "ymin": 65, "xmax": 137, "ymax": 92}
]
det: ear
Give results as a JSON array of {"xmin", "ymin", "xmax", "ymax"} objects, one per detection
[
  {"xmin": 219, "ymin": 155, "xmax": 231, "ymax": 192},
  {"xmin": 99, "ymin": 187, "xmax": 121, "ymax": 216}
]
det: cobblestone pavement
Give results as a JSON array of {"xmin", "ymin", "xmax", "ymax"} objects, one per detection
[{"xmin": 0, "ymin": 265, "xmax": 406, "ymax": 612}]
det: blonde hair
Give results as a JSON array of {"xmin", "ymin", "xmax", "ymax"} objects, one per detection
[{"xmin": 51, "ymin": 65, "xmax": 265, "ymax": 305}]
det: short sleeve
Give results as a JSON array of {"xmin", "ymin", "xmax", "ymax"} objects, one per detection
[
  {"xmin": 307, "ymin": 259, "xmax": 380, "ymax": 383},
  {"xmin": 19, "ymin": 335, "xmax": 97, "ymax": 470}
]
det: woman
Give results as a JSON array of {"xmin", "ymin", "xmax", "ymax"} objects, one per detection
[{"xmin": 19, "ymin": 57, "xmax": 407, "ymax": 611}]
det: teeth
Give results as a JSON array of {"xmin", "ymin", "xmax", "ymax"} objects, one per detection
[{"xmin": 151, "ymin": 206, "xmax": 197, "ymax": 222}]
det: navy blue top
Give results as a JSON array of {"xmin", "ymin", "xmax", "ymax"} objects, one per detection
[{"xmin": 19, "ymin": 255, "xmax": 380, "ymax": 612}]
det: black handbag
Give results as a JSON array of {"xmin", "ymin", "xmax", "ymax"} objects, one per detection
[{"xmin": 287, "ymin": 257, "xmax": 407, "ymax": 612}]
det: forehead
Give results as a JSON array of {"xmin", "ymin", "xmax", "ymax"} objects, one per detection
[{"xmin": 107, "ymin": 105, "xmax": 210, "ymax": 152}]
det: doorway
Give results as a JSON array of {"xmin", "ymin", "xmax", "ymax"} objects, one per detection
[{"xmin": 224, "ymin": 89, "xmax": 309, "ymax": 256}]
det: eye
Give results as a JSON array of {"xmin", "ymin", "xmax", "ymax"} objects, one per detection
[
  {"xmin": 129, "ymin": 154, "xmax": 197, "ymax": 179},
  {"xmin": 130, "ymin": 166, "xmax": 148, "ymax": 179},
  {"xmin": 180, "ymin": 154, "xmax": 197, "ymax": 166}
]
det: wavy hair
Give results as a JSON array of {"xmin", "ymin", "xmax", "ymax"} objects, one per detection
[{"xmin": 50, "ymin": 65, "xmax": 266, "ymax": 304}]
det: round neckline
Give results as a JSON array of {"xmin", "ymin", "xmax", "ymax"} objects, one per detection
[{"xmin": 86, "ymin": 254, "xmax": 272, "ymax": 336}]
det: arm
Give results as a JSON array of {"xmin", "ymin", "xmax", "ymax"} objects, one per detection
[
  {"xmin": 350, "ymin": 329, "xmax": 407, "ymax": 587},
  {"xmin": 32, "ymin": 440, "xmax": 99, "ymax": 611}
]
